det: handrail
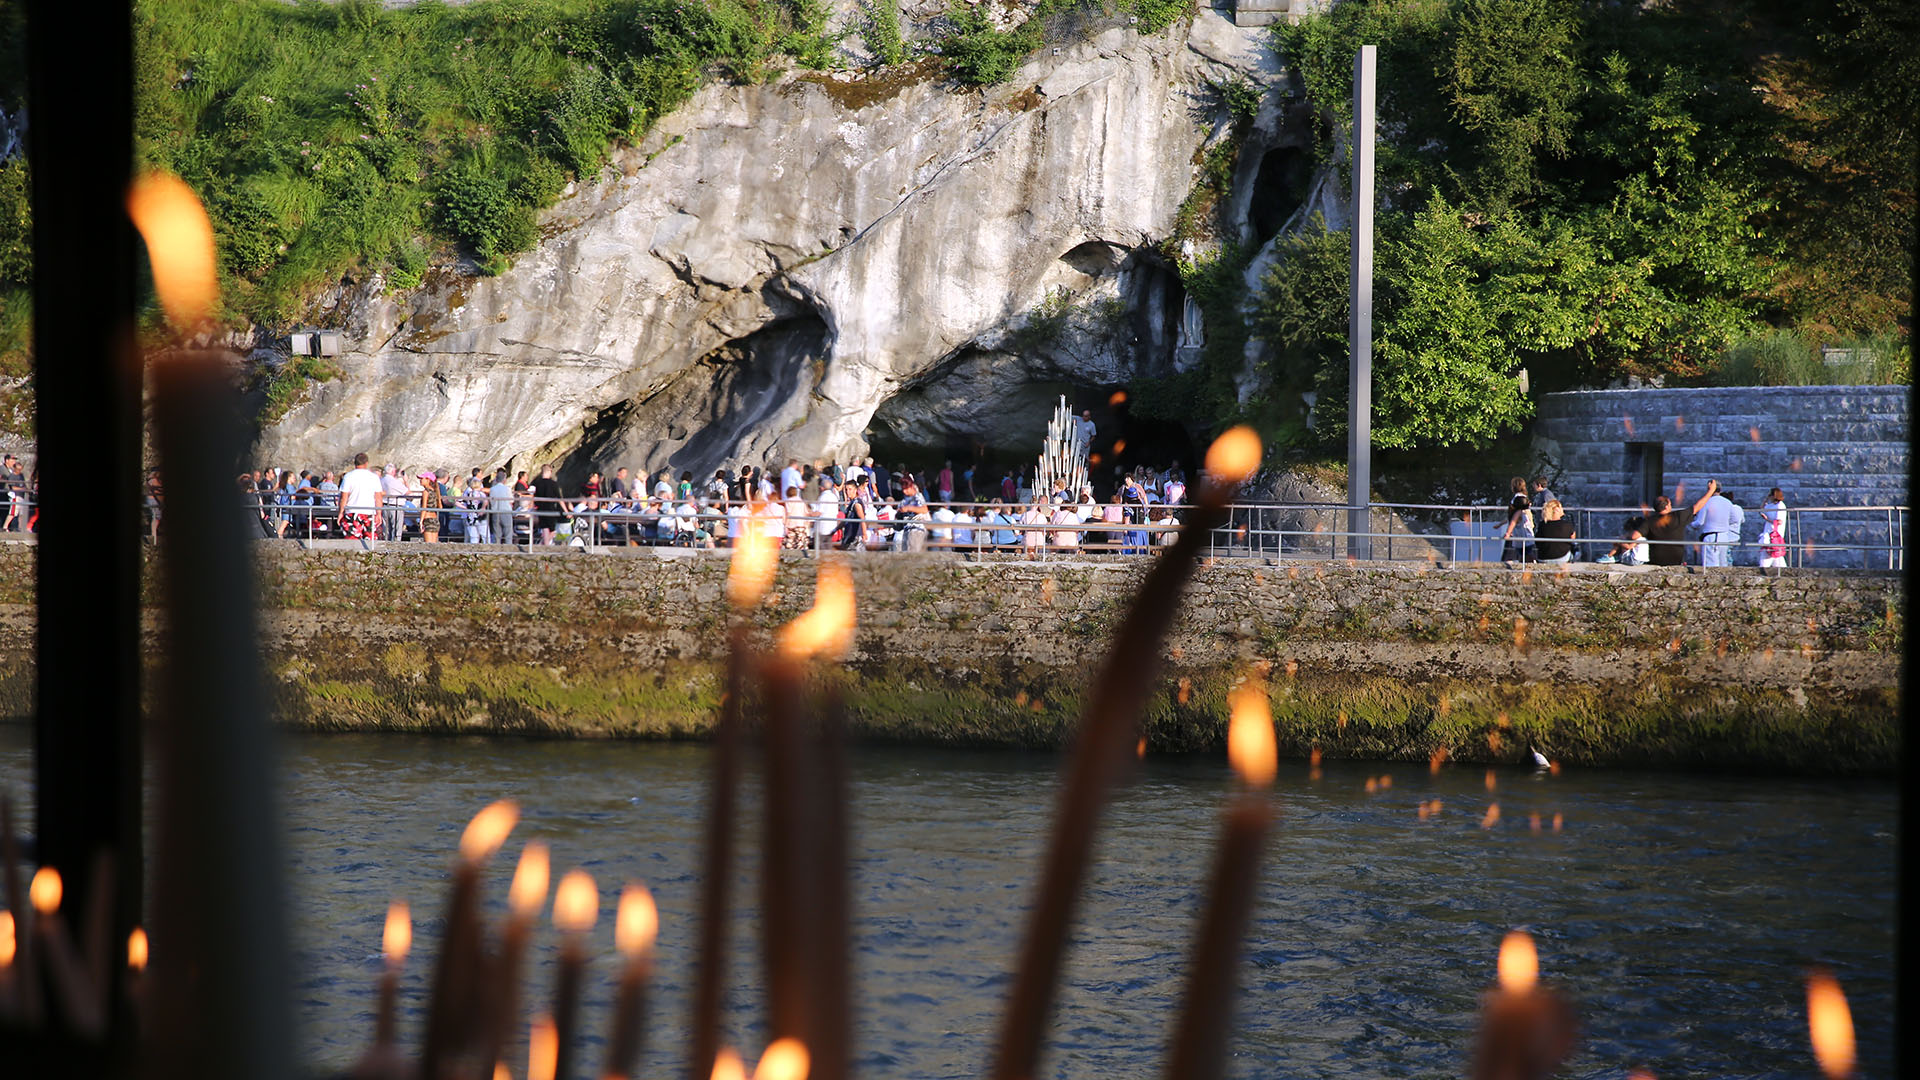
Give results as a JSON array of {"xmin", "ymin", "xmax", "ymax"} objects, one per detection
[{"xmin": 2, "ymin": 490, "xmax": 1904, "ymax": 568}]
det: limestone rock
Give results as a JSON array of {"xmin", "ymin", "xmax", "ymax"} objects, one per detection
[{"xmin": 255, "ymin": 7, "xmax": 1281, "ymax": 478}]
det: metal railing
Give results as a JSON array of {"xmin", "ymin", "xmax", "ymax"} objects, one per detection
[{"xmin": 3, "ymin": 491, "xmax": 1903, "ymax": 569}]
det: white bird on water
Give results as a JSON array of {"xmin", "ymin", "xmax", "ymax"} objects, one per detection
[{"xmin": 1529, "ymin": 747, "xmax": 1551, "ymax": 768}]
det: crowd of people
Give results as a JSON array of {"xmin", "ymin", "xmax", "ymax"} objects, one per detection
[
  {"xmin": 223, "ymin": 452, "xmax": 1197, "ymax": 556},
  {"xmin": 1495, "ymin": 474, "xmax": 1791, "ymax": 569}
]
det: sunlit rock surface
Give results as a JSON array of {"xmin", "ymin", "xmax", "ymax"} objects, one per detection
[{"xmin": 253, "ymin": 6, "xmax": 1284, "ymax": 475}]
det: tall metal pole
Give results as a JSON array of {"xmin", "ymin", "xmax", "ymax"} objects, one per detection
[
  {"xmin": 1346, "ymin": 45, "xmax": 1376, "ymax": 561},
  {"xmin": 26, "ymin": 0, "xmax": 145, "ymax": 1055}
]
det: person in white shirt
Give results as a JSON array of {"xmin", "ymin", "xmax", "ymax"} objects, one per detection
[
  {"xmin": 725, "ymin": 499, "xmax": 750, "ymax": 545},
  {"xmin": 338, "ymin": 453, "xmax": 384, "ymax": 540},
  {"xmin": 380, "ymin": 463, "xmax": 409, "ymax": 540},
  {"xmin": 1020, "ymin": 503, "xmax": 1049, "ymax": 557},
  {"xmin": 814, "ymin": 483, "xmax": 840, "ymax": 541},
  {"xmin": 951, "ymin": 507, "xmax": 974, "ymax": 550},
  {"xmin": 779, "ymin": 459, "xmax": 803, "ymax": 501},
  {"xmin": 930, "ymin": 504, "xmax": 955, "ymax": 549}
]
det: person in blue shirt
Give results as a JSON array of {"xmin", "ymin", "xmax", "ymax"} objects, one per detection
[
  {"xmin": 988, "ymin": 498, "xmax": 1020, "ymax": 548},
  {"xmin": 1689, "ymin": 479, "xmax": 1745, "ymax": 567}
]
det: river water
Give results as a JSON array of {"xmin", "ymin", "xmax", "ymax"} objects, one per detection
[{"xmin": 0, "ymin": 728, "xmax": 1896, "ymax": 1079}]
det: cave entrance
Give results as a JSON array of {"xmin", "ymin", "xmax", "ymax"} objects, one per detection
[{"xmin": 1248, "ymin": 146, "xmax": 1311, "ymax": 246}]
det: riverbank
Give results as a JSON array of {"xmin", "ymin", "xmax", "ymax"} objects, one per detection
[{"xmin": 0, "ymin": 545, "xmax": 1902, "ymax": 773}]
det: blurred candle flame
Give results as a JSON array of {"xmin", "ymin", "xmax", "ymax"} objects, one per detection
[
  {"xmin": 1806, "ymin": 970, "xmax": 1855, "ymax": 1079},
  {"xmin": 1429, "ymin": 748, "xmax": 1447, "ymax": 774},
  {"xmin": 510, "ymin": 842, "xmax": 551, "ymax": 918},
  {"xmin": 712, "ymin": 1048, "xmax": 748, "ymax": 1080},
  {"xmin": 753, "ymin": 1038, "xmax": 811, "ymax": 1080},
  {"xmin": 553, "ymin": 869, "xmax": 599, "ymax": 933},
  {"xmin": 529, "ymin": 1014, "xmax": 558, "ymax": 1080},
  {"xmin": 1, "ymin": 910, "xmax": 14, "ymax": 965},
  {"xmin": 778, "ymin": 561, "xmax": 856, "ymax": 660},
  {"xmin": 127, "ymin": 171, "xmax": 219, "ymax": 332},
  {"xmin": 492, "ymin": 1063, "xmax": 511, "ymax": 1080},
  {"xmin": 30, "ymin": 866, "xmax": 61, "ymax": 913},
  {"xmin": 1497, "ymin": 930, "xmax": 1538, "ymax": 993},
  {"xmin": 1481, "ymin": 803, "xmax": 1501, "ymax": 829},
  {"xmin": 616, "ymin": 883, "xmax": 658, "ymax": 959},
  {"xmin": 383, "ymin": 900, "xmax": 411, "ymax": 967},
  {"xmin": 1226, "ymin": 681, "xmax": 1276, "ymax": 787},
  {"xmin": 128, "ymin": 925, "xmax": 149, "ymax": 972},
  {"xmin": 1203, "ymin": 426, "xmax": 1262, "ymax": 485},
  {"xmin": 728, "ymin": 534, "xmax": 777, "ymax": 610},
  {"xmin": 460, "ymin": 800, "xmax": 520, "ymax": 863}
]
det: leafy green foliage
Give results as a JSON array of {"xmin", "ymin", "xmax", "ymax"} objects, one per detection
[
  {"xmin": 256, "ymin": 354, "xmax": 344, "ymax": 425},
  {"xmin": 1273, "ymin": 0, "xmax": 1910, "ymax": 372},
  {"xmin": 1706, "ymin": 329, "xmax": 1910, "ymax": 387},
  {"xmin": 1255, "ymin": 0, "xmax": 1911, "ymax": 451},
  {"xmin": 940, "ymin": 0, "xmax": 1193, "ymax": 86},
  {"xmin": 863, "ymin": 0, "xmax": 905, "ymax": 66},
  {"xmin": 107, "ymin": 0, "xmax": 841, "ymax": 331}
]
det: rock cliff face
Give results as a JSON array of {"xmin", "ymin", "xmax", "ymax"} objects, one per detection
[{"xmin": 253, "ymin": 6, "xmax": 1282, "ymax": 477}]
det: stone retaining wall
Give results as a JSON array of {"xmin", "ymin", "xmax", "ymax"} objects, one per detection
[
  {"xmin": 1533, "ymin": 386, "xmax": 1909, "ymax": 568},
  {"xmin": 0, "ymin": 545, "xmax": 1902, "ymax": 772}
]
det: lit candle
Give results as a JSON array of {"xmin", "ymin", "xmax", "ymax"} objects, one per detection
[
  {"xmin": 0, "ymin": 909, "xmax": 16, "ymax": 1020},
  {"xmin": 550, "ymin": 869, "xmax": 599, "ymax": 1080},
  {"xmin": 691, "ymin": 624, "xmax": 747, "ymax": 1080},
  {"xmin": 753, "ymin": 1038, "xmax": 811, "ymax": 1080},
  {"xmin": 711, "ymin": 1047, "xmax": 747, "ymax": 1080},
  {"xmin": 32, "ymin": 865, "xmax": 103, "ymax": 1036},
  {"xmin": 376, "ymin": 900, "xmax": 410, "ymax": 1048},
  {"xmin": 422, "ymin": 800, "xmax": 519, "ymax": 1077},
  {"xmin": 482, "ymin": 842, "xmax": 549, "ymax": 1075},
  {"xmin": 125, "ymin": 925, "xmax": 148, "ymax": 1029},
  {"xmin": 992, "ymin": 427, "xmax": 1259, "ymax": 1080},
  {"xmin": 1806, "ymin": 969, "xmax": 1855, "ymax": 1079},
  {"xmin": 1470, "ymin": 930, "xmax": 1576, "ymax": 1080},
  {"xmin": 760, "ymin": 562, "xmax": 856, "ymax": 1048},
  {"xmin": 1162, "ymin": 679, "xmax": 1277, "ymax": 1080},
  {"xmin": 603, "ymin": 882, "xmax": 658, "ymax": 1079}
]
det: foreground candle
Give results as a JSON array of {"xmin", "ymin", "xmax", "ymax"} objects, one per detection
[
  {"xmin": 1806, "ymin": 969, "xmax": 1855, "ymax": 1079},
  {"xmin": 423, "ymin": 800, "xmax": 519, "ymax": 1078},
  {"xmin": 376, "ymin": 901, "xmax": 410, "ymax": 1048},
  {"xmin": 483, "ymin": 842, "xmax": 549, "ymax": 1074},
  {"xmin": 1471, "ymin": 930, "xmax": 1576, "ymax": 1080},
  {"xmin": 754, "ymin": 1037, "xmax": 811, "ymax": 1080},
  {"xmin": 1163, "ymin": 679, "xmax": 1277, "ymax": 1080},
  {"xmin": 551, "ymin": 869, "xmax": 599, "ymax": 1080},
  {"xmin": 604, "ymin": 882, "xmax": 659, "ymax": 1079}
]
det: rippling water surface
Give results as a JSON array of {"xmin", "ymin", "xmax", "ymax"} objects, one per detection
[{"xmin": 0, "ymin": 728, "xmax": 1895, "ymax": 1079}]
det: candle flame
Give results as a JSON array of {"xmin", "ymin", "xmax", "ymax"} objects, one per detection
[
  {"xmin": 1226, "ymin": 681, "xmax": 1276, "ymax": 787},
  {"xmin": 128, "ymin": 925, "xmax": 149, "ymax": 972},
  {"xmin": 384, "ymin": 900, "xmax": 411, "ymax": 966},
  {"xmin": 127, "ymin": 171, "xmax": 219, "ymax": 331},
  {"xmin": 460, "ymin": 800, "xmax": 520, "ymax": 863},
  {"xmin": 493, "ymin": 1064, "xmax": 511, "ymax": 1080},
  {"xmin": 712, "ymin": 1049, "xmax": 747, "ymax": 1080},
  {"xmin": 554, "ymin": 869, "xmax": 599, "ymax": 933},
  {"xmin": 728, "ymin": 533, "xmax": 778, "ymax": 610},
  {"xmin": 1497, "ymin": 930, "xmax": 1538, "ymax": 993},
  {"xmin": 0, "ymin": 910, "xmax": 14, "ymax": 965},
  {"xmin": 616, "ymin": 883, "xmax": 659, "ymax": 958},
  {"xmin": 1481, "ymin": 803, "xmax": 1501, "ymax": 829},
  {"xmin": 529, "ymin": 1015, "xmax": 559, "ymax": 1080},
  {"xmin": 1204, "ymin": 425, "xmax": 1262, "ymax": 485},
  {"xmin": 1485, "ymin": 769, "xmax": 1497, "ymax": 792},
  {"xmin": 1429, "ymin": 748, "xmax": 1447, "ymax": 774},
  {"xmin": 752, "ymin": 1038, "xmax": 811, "ymax": 1080},
  {"xmin": 1806, "ymin": 970, "xmax": 1856, "ymax": 1079},
  {"xmin": 30, "ymin": 866, "xmax": 62, "ymax": 914},
  {"xmin": 778, "ymin": 561, "xmax": 856, "ymax": 660},
  {"xmin": 511, "ymin": 842, "xmax": 551, "ymax": 918}
]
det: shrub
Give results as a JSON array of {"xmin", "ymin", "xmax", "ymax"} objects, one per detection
[{"xmin": 864, "ymin": 0, "xmax": 905, "ymax": 66}]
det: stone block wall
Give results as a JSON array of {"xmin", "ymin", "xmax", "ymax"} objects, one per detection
[{"xmin": 1533, "ymin": 386, "xmax": 1909, "ymax": 568}]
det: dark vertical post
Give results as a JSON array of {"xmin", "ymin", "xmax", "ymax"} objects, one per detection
[
  {"xmin": 25, "ymin": 0, "xmax": 144, "ymax": 1030},
  {"xmin": 1346, "ymin": 44, "xmax": 1376, "ymax": 561}
]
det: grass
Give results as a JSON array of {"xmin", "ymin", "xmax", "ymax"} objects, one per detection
[
  {"xmin": 1703, "ymin": 328, "xmax": 1910, "ymax": 387},
  {"xmin": 128, "ymin": 0, "xmax": 839, "ymax": 331}
]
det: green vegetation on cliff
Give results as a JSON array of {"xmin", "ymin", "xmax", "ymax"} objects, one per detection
[{"xmin": 1212, "ymin": 0, "xmax": 1913, "ymax": 451}]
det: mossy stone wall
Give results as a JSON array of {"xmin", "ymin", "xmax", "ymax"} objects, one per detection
[{"xmin": 0, "ymin": 544, "xmax": 1901, "ymax": 773}]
